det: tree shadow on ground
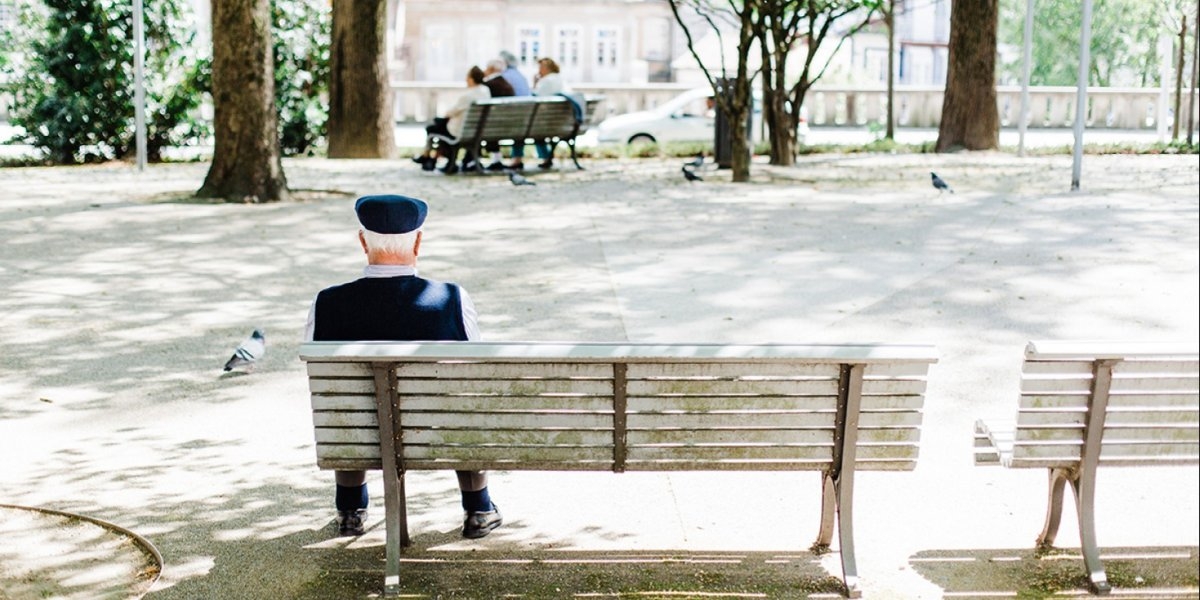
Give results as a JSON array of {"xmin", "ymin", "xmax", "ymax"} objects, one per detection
[
  {"xmin": 297, "ymin": 547, "xmax": 846, "ymax": 600},
  {"xmin": 909, "ymin": 546, "xmax": 1199, "ymax": 599}
]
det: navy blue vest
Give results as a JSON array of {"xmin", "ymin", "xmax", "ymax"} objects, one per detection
[{"xmin": 313, "ymin": 276, "xmax": 468, "ymax": 342}]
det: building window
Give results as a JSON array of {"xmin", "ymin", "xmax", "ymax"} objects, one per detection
[
  {"xmin": 556, "ymin": 26, "xmax": 581, "ymax": 70},
  {"xmin": 642, "ymin": 18, "xmax": 669, "ymax": 61},
  {"xmin": 595, "ymin": 28, "xmax": 618, "ymax": 68},
  {"xmin": 422, "ymin": 23, "xmax": 455, "ymax": 81},
  {"xmin": 0, "ymin": 0, "xmax": 15, "ymax": 31},
  {"xmin": 517, "ymin": 26, "xmax": 543, "ymax": 69}
]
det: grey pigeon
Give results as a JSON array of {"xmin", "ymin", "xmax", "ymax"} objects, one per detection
[
  {"xmin": 931, "ymin": 172, "xmax": 953, "ymax": 193},
  {"xmin": 682, "ymin": 166, "xmax": 703, "ymax": 182},
  {"xmin": 507, "ymin": 170, "xmax": 536, "ymax": 186},
  {"xmin": 685, "ymin": 153, "xmax": 704, "ymax": 169},
  {"xmin": 224, "ymin": 329, "xmax": 265, "ymax": 371}
]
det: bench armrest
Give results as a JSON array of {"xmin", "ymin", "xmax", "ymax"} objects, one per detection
[{"xmin": 974, "ymin": 419, "xmax": 1014, "ymax": 466}]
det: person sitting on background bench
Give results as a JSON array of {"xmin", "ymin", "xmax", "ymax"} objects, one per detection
[
  {"xmin": 304, "ymin": 195, "xmax": 503, "ymax": 539},
  {"xmin": 412, "ymin": 66, "xmax": 490, "ymax": 175}
]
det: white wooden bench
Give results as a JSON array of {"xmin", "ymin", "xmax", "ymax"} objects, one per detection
[
  {"xmin": 974, "ymin": 341, "xmax": 1199, "ymax": 595},
  {"xmin": 300, "ymin": 341, "xmax": 937, "ymax": 597}
]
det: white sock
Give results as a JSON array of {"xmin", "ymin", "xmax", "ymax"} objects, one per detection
[{"xmin": 491, "ymin": 152, "xmax": 502, "ymax": 163}]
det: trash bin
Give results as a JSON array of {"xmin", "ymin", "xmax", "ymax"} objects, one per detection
[{"xmin": 713, "ymin": 78, "xmax": 753, "ymax": 169}]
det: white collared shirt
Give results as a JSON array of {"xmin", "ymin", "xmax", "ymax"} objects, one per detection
[{"xmin": 304, "ymin": 265, "xmax": 480, "ymax": 341}]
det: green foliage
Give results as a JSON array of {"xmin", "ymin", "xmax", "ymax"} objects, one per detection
[
  {"xmin": 998, "ymin": 0, "xmax": 1188, "ymax": 87},
  {"xmin": 3, "ymin": 0, "xmax": 206, "ymax": 164},
  {"xmin": 273, "ymin": 0, "xmax": 331, "ymax": 156}
]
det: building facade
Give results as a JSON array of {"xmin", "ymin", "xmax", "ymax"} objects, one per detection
[{"xmin": 388, "ymin": 0, "xmax": 678, "ymax": 85}]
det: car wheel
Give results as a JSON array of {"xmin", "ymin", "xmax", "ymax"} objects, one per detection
[{"xmin": 627, "ymin": 134, "xmax": 656, "ymax": 146}]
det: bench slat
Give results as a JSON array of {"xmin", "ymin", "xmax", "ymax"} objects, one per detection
[
  {"xmin": 404, "ymin": 446, "xmax": 615, "ymax": 462},
  {"xmin": 1022, "ymin": 359, "xmax": 1200, "ymax": 376},
  {"xmin": 1007, "ymin": 456, "xmax": 1200, "ymax": 468},
  {"xmin": 627, "ymin": 394, "xmax": 923, "ymax": 411},
  {"xmin": 401, "ymin": 412, "xmax": 614, "ymax": 429},
  {"xmin": 398, "ymin": 395, "xmax": 614, "ymax": 412},
  {"xmin": 299, "ymin": 341, "xmax": 941, "ymax": 363},
  {"xmin": 403, "ymin": 428, "xmax": 613, "ymax": 446},
  {"xmin": 1021, "ymin": 375, "xmax": 1200, "ymax": 394},
  {"xmin": 307, "ymin": 362, "xmax": 371, "ymax": 377},
  {"xmin": 397, "ymin": 362, "xmax": 613, "ymax": 378},
  {"xmin": 627, "ymin": 445, "xmax": 916, "ymax": 462},
  {"xmin": 310, "ymin": 378, "xmax": 375, "ymax": 394},
  {"xmin": 313, "ymin": 412, "xmax": 378, "ymax": 428},
  {"xmin": 1020, "ymin": 392, "xmax": 1200, "ymax": 409},
  {"xmin": 315, "ymin": 428, "xmax": 378, "ymax": 444},
  {"xmin": 311, "ymin": 394, "xmax": 374, "ymax": 411},
  {"xmin": 1015, "ymin": 409, "xmax": 1200, "ymax": 427},
  {"xmin": 398, "ymin": 379, "xmax": 614, "ymax": 395}
]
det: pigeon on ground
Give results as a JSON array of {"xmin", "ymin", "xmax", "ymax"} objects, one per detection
[
  {"xmin": 685, "ymin": 153, "xmax": 704, "ymax": 169},
  {"xmin": 682, "ymin": 165, "xmax": 703, "ymax": 182},
  {"xmin": 931, "ymin": 172, "xmax": 954, "ymax": 193},
  {"xmin": 224, "ymin": 329, "xmax": 266, "ymax": 371},
  {"xmin": 507, "ymin": 170, "xmax": 536, "ymax": 186}
]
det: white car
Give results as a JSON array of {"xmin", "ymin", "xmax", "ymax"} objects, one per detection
[
  {"xmin": 596, "ymin": 87, "xmax": 807, "ymax": 146},
  {"xmin": 596, "ymin": 87, "xmax": 717, "ymax": 145}
]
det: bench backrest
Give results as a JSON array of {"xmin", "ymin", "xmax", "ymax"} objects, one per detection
[
  {"xmin": 301, "ymin": 342, "xmax": 937, "ymax": 474},
  {"xmin": 1005, "ymin": 341, "xmax": 1199, "ymax": 468},
  {"xmin": 457, "ymin": 95, "xmax": 602, "ymax": 144}
]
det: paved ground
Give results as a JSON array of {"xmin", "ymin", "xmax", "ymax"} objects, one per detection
[{"xmin": 0, "ymin": 152, "xmax": 1197, "ymax": 599}]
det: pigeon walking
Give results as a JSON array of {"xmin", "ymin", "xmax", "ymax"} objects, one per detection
[
  {"xmin": 931, "ymin": 172, "xmax": 954, "ymax": 193},
  {"xmin": 682, "ymin": 166, "xmax": 703, "ymax": 182},
  {"xmin": 685, "ymin": 153, "xmax": 704, "ymax": 169},
  {"xmin": 507, "ymin": 170, "xmax": 536, "ymax": 186},
  {"xmin": 224, "ymin": 329, "xmax": 266, "ymax": 371}
]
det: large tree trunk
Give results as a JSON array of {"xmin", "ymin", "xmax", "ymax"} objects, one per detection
[
  {"xmin": 327, "ymin": 0, "xmax": 394, "ymax": 158},
  {"xmin": 936, "ymin": 0, "xmax": 1000, "ymax": 152},
  {"xmin": 198, "ymin": 0, "xmax": 289, "ymax": 203}
]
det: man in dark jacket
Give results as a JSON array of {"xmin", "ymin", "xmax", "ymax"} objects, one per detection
[{"xmin": 304, "ymin": 195, "xmax": 502, "ymax": 540}]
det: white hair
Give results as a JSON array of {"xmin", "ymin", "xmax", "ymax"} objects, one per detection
[
  {"xmin": 361, "ymin": 228, "xmax": 419, "ymax": 255},
  {"xmin": 487, "ymin": 58, "xmax": 507, "ymax": 72}
]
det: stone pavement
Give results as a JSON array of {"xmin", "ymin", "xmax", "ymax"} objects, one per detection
[{"xmin": 0, "ymin": 153, "xmax": 1196, "ymax": 599}]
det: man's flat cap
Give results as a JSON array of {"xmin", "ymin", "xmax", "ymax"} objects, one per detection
[{"xmin": 355, "ymin": 195, "xmax": 427, "ymax": 234}]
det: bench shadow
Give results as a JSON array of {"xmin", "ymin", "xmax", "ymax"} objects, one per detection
[
  {"xmin": 296, "ymin": 546, "xmax": 847, "ymax": 599},
  {"xmin": 909, "ymin": 546, "xmax": 1199, "ymax": 598}
]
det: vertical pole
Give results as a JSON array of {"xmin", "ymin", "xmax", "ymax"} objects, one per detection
[
  {"xmin": 1188, "ymin": 7, "xmax": 1198, "ymax": 146},
  {"xmin": 1070, "ymin": 0, "xmax": 1093, "ymax": 191},
  {"xmin": 133, "ymin": 0, "xmax": 147, "ymax": 171},
  {"xmin": 1018, "ymin": 0, "xmax": 1034, "ymax": 157},
  {"xmin": 885, "ymin": 0, "xmax": 895, "ymax": 140},
  {"xmin": 1174, "ymin": 17, "xmax": 1188, "ymax": 140}
]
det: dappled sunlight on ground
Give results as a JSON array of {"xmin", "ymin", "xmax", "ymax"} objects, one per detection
[{"xmin": 0, "ymin": 154, "xmax": 1195, "ymax": 598}]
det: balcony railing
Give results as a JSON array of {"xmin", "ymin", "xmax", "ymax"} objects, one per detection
[{"xmin": 390, "ymin": 82, "xmax": 1193, "ymax": 131}]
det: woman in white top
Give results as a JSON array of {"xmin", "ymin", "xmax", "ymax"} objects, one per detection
[{"xmin": 530, "ymin": 58, "xmax": 567, "ymax": 169}]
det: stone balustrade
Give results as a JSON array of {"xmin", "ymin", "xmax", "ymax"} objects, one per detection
[{"xmin": 390, "ymin": 81, "xmax": 1193, "ymax": 131}]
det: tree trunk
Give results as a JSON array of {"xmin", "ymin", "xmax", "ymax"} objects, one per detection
[
  {"xmin": 886, "ymin": 0, "xmax": 896, "ymax": 140},
  {"xmin": 198, "ymin": 0, "xmax": 289, "ymax": 203},
  {"xmin": 936, "ymin": 0, "xmax": 1000, "ymax": 152},
  {"xmin": 327, "ymin": 0, "xmax": 395, "ymax": 158}
]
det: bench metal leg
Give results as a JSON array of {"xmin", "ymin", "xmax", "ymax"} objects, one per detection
[
  {"xmin": 567, "ymin": 139, "xmax": 584, "ymax": 170},
  {"xmin": 1070, "ymin": 471, "xmax": 1111, "ymax": 595},
  {"xmin": 1037, "ymin": 467, "xmax": 1071, "ymax": 548},
  {"xmin": 811, "ymin": 471, "xmax": 861, "ymax": 598},
  {"xmin": 814, "ymin": 471, "xmax": 836, "ymax": 551}
]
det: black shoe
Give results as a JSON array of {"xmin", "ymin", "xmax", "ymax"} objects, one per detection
[
  {"xmin": 411, "ymin": 155, "xmax": 427, "ymax": 165},
  {"xmin": 462, "ymin": 160, "xmax": 480, "ymax": 172},
  {"xmin": 509, "ymin": 162, "xmax": 525, "ymax": 171},
  {"xmin": 486, "ymin": 161, "xmax": 507, "ymax": 172},
  {"xmin": 337, "ymin": 509, "xmax": 367, "ymax": 536},
  {"xmin": 537, "ymin": 160, "xmax": 553, "ymax": 170},
  {"xmin": 440, "ymin": 163, "xmax": 459, "ymax": 175},
  {"xmin": 421, "ymin": 158, "xmax": 435, "ymax": 172},
  {"xmin": 462, "ymin": 507, "xmax": 502, "ymax": 539}
]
